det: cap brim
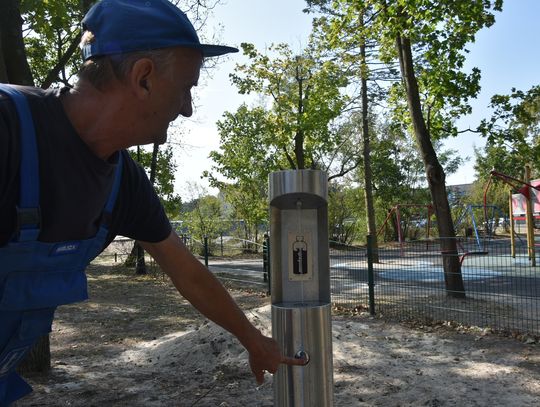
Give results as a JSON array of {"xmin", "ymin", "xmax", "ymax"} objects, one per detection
[{"xmin": 199, "ymin": 44, "xmax": 239, "ymax": 58}]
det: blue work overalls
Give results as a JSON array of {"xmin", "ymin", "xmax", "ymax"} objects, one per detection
[{"xmin": 0, "ymin": 84, "xmax": 123, "ymax": 406}]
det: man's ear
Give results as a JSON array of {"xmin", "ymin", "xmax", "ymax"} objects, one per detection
[{"xmin": 130, "ymin": 58, "xmax": 155, "ymax": 98}]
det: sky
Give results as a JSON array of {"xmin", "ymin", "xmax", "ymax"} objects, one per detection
[{"xmin": 170, "ymin": 0, "xmax": 540, "ymax": 197}]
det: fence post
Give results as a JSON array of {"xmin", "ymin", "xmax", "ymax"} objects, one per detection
[
  {"xmin": 220, "ymin": 232, "xmax": 224, "ymax": 257},
  {"xmin": 204, "ymin": 236, "xmax": 209, "ymax": 267},
  {"xmin": 263, "ymin": 234, "xmax": 271, "ymax": 295},
  {"xmin": 366, "ymin": 235, "xmax": 376, "ymax": 316}
]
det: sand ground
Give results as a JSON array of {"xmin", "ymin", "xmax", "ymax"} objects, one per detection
[{"xmin": 14, "ymin": 264, "xmax": 540, "ymax": 407}]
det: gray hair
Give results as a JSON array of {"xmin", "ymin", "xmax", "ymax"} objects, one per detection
[{"xmin": 78, "ymin": 31, "xmax": 175, "ymax": 89}]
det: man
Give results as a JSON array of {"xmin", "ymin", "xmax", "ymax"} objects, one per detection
[{"xmin": 0, "ymin": 0, "xmax": 303, "ymax": 404}]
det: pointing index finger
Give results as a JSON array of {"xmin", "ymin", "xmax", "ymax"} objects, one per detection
[{"xmin": 281, "ymin": 355, "xmax": 308, "ymax": 366}]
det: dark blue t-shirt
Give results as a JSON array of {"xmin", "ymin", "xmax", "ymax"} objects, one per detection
[{"xmin": 0, "ymin": 86, "xmax": 171, "ymax": 248}]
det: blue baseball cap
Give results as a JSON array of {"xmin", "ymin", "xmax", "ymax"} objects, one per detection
[{"xmin": 81, "ymin": 0, "xmax": 238, "ymax": 60}]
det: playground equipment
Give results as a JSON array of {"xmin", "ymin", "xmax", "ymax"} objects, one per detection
[
  {"xmin": 454, "ymin": 204, "xmax": 508, "ymax": 250},
  {"xmin": 486, "ymin": 167, "xmax": 540, "ymax": 265},
  {"xmin": 269, "ymin": 170, "xmax": 333, "ymax": 407},
  {"xmin": 376, "ymin": 204, "xmax": 434, "ymax": 252}
]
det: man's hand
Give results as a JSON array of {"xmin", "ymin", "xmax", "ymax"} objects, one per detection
[
  {"xmin": 247, "ymin": 332, "xmax": 307, "ymax": 385},
  {"xmin": 141, "ymin": 233, "xmax": 307, "ymax": 385}
]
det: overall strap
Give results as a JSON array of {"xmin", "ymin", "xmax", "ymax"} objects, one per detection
[
  {"xmin": 101, "ymin": 151, "xmax": 123, "ymax": 230},
  {"xmin": 0, "ymin": 84, "xmax": 40, "ymax": 242}
]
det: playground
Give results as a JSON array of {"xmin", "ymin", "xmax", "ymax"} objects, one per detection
[{"xmin": 15, "ymin": 263, "xmax": 540, "ymax": 407}]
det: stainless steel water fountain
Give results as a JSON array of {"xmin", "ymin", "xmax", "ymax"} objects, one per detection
[{"xmin": 269, "ymin": 170, "xmax": 334, "ymax": 407}]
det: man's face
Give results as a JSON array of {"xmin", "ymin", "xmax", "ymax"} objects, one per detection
[{"xmin": 147, "ymin": 47, "xmax": 203, "ymax": 144}]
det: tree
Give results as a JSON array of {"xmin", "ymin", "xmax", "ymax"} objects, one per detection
[
  {"xmin": 206, "ymin": 41, "xmax": 357, "ymax": 250},
  {"xmin": 470, "ymin": 85, "xmax": 540, "ymax": 221},
  {"xmin": 328, "ymin": 181, "xmax": 363, "ymax": 244},
  {"xmin": 21, "ymin": 0, "xmax": 93, "ymax": 87},
  {"xmin": 307, "ymin": 0, "xmax": 502, "ymax": 295},
  {"xmin": 2, "ymin": 0, "xmax": 223, "ymax": 88},
  {"xmin": 204, "ymin": 105, "xmax": 276, "ymax": 241},
  {"xmin": 391, "ymin": 0, "xmax": 502, "ymax": 297},
  {"xmin": 226, "ymin": 42, "xmax": 351, "ymax": 172},
  {"xmin": 207, "ymin": 41, "xmax": 356, "ymax": 234},
  {"xmin": 355, "ymin": 0, "xmax": 501, "ymax": 297},
  {"xmin": 217, "ymin": 181, "xmax": 267, "ymax": 246},
  {"xmin": 306, "ymin": 0, "xmax": 398, "ymax": 260},
  {"xmin": 182, "ymin": 184, "xmax": 226, "ymax": 255},
  {"xmin": 477, "ymin": 85, "xmax": 540, "ymax": 176}
]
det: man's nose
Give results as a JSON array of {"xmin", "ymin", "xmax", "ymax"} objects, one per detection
[
  {"xmin": 180, "ymin": 94, "xmax": 193, "ymax": 118},
  {"xmin": 180, "ymin": 103, "xmax": 192, "ymax": 117}
]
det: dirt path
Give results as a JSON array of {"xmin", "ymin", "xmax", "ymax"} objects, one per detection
[{"xmin": 15, "ymin": 264, "xmax": 540, "ymax": 406}]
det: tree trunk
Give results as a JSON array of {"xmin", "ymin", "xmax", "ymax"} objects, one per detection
[
  {"xmin": 149, "ymin": 143, "xmax": 159, "ymax": 185},
  {"xmin": 135, "ymin": 242, "xmax": 147, "ymax": 275},
  {"xmin": 0, "ymin": 36, "xmax": 8, "ymax": 83},
  {"xmin": 17, "ymin": 336, "xmax": 51, "ymax": 375},
  {"xmin": 396, "ymin": 34, "xmax": 465, "ymax": 298},
  {"xmin": 294, "ymin": 60, "xmax": 305, "ymax": 169},
  {"xmin": 125, "ymin": 240, "xmax": 147, "ymax": 273},
  {"xmin": 360, "ymin": 27, "xmax": 379, "ymax": 263},
  {"xmin": 0, "ymin": 0, "xmax": 34, "ymax": 85}
]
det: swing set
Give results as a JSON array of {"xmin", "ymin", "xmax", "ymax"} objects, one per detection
[
  {"xmin": 485, "ymin": 167, "xmax": 540, "ymax": 266},
  {"xmin": 376, "ymin": 167, "xmax": 540, "ymax": 266},
  {"xmin": 454, "ymin": 204, "xmax": 508, "ymax": 250},
  {"xmin": 376, "ymin": 204, "xmax": 434, "ymax": 251}
]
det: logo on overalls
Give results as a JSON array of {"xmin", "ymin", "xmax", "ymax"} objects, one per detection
[{"xmin": 51, "ymin": 242, "xmax": 81, "ymax": 256}]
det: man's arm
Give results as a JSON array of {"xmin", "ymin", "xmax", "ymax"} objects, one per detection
[{"xmin": 140, "ymin": 230, "xmax": 304, "ymax": 384}]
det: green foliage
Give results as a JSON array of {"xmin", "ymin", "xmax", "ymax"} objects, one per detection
[
  {"xmin": 21, "ymin": 0, "xmax": 89, "ymax": 87},
  {"xmin": 379, "ymin": 0, "xmax": 502, "ymax": 140},
  {"xmin": 210, "ymin": 105, "xmax": 279, "ymax": 182},
  {"xmin": 218, "ymin": 181, "xmax": 267, "ymax": 243},
  {"xmin": 128, "ymin": 146, "xmax": 182, "ymax": 217},
  {"xmin": 206, "ymin": 41, "xmax": 354, "ymax": 241},
  {"xmin": 307, "ymin": 0, "xmax": 503, "ymax": 142},
  {"xmin": 477, "ymin": 85, "xmax": 540, "ymax": 177},
  {"xmin": 366, "ymin": 118, "xmax": 461, "ymax": 205},
  {"xmin": 461, "ymin": 180, "xmax": 509, "ymax": 216},
  {"xmin": 205, "ymin": 105, "xmax": 275, "ymax": 239},
  {"xmin": 226, "ymin": 42, "xmax": 349, "ymax": 170},
  {"xmin": 472, "ymin": 85, "xmax": 540, "ymax": 221},
  {"xmin": 328, "ymin": 182, "xmax": 363, "ymax": 244},
  {"xmin": 181, "ymin": 187, "xmax": 226, "ymax": 254}
]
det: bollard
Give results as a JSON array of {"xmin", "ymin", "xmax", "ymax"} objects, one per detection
[
  {"xmin": 366, "ymin": 235, "xmax": 376, "ymax": 316},
  {"xmin": 263, "ymin": 234, "xmax": 269, "ymax": 283},
  {"xmin": 220, "ymin": 232, "xmax": 224, "ymax": 257},
  {"xmin": 263, "ymin": 234, "xmax": 271, "ymax": 295},
  {"xmin": 204, "ymin": 236, "xmax": 209, "ymax": 267}
]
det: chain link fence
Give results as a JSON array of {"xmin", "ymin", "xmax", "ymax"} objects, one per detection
[
  {"xmin": 96, "ymin": 233, "xmax": 539, "ymax": 336},
  {"xmin": 96, "ymin": 235, "xmax": 268, "ymax": 286},
  {"xmin": 331, "ymin": 236, "xmax": 540, "ymax": 336}
]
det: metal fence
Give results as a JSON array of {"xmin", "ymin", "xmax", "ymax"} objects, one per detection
[
  {"xmin": 96, "ymin": 233, "xmax": 539, "ymax": 336},
  {"xmin": 331, "ymin": 236, "xmax": 540, "ymax": 336},
  {"xmin": 96, "ymin": 235, "xmax": 269, "ymax": 286}
]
